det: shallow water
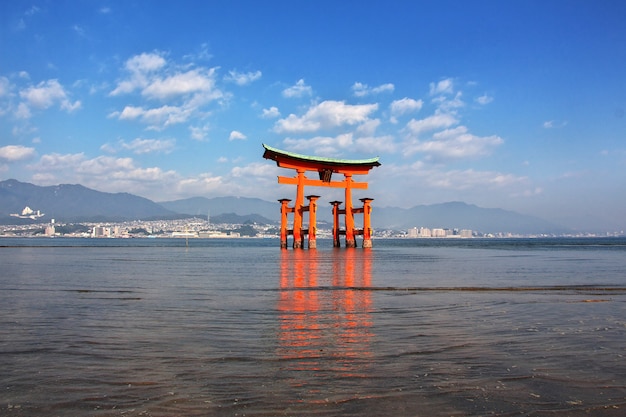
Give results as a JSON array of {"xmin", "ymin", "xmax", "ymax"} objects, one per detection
[{"xmin": 1, "ymin": 238, "xmax": 625, "ymax": 416}]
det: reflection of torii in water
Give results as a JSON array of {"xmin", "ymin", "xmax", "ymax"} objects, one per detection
[
  {"xmin": 277, "ymin": 249, "xmax": 374, "ymax": 377},
  {"xmin": 262, "ymin": 144, "xmax": 381, "ymax": 249}
]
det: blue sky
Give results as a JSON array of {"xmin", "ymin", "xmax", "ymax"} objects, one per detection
[{"xmin": 1, "ymin": 1, "xmax": 625, "ymax": 231}]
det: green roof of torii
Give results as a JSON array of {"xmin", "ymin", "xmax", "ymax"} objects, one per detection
[{"xmin": 262, "ymin": 143, "xmax": 381, "ymax": 167}]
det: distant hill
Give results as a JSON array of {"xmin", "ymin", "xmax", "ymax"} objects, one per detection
[
  {"xmin": 0, "ymin": 179, "xmax": 569, "ymax": 234},
  {"xmin": 210, "ymin": 212, "xmax": 274, "ymax": 225},
  {"xmin": 159, "ymin": 196, "xmax": 280, "ymax": 221},
  {"xmin": 373, "ymin": 202, "xmax": 569, "ymax": 235},
  {"xmin": 0, "ymin": 179, "xmax": 177, "ymax": 223}
]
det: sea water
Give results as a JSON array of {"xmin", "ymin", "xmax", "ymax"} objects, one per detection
[{"xmin": 1, "ymin": 237, "xmax": 625, "ymax": 416}]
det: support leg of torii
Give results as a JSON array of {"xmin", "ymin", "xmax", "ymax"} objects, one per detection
[
  {"xmin": 330, "ymin": 201, "xmax": 342, "ymax": 248},
  {"xmin": 306, "ymin": 195, "xmax": 320, "ymax": 249},
  {"xmin": 344, "ymin": 174, "xmax": 356, "ymax": 248},
  {"xmin": 278, "ymin": 198, "xmax": 292, "ymax": 249},
  {"xmin": 293, "ymin": 169, "xmax": 305, "ymax": 249},
  {"xmin": 360, "ymin": 198, "xmax": 374, "ymax": 248}
]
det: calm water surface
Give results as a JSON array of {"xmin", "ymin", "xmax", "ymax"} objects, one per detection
[{"xmin": 1, "ymin": 237, "xmax": 625, "ymax": 416}]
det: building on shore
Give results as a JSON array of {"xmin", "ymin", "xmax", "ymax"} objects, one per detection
[
  {"xmin": 10, "ymin": 206, "xmax": 45, "ymax": 220},
  {"xmin": 407, "ymin": 227, "xmax": 473, "ymax": 238}
]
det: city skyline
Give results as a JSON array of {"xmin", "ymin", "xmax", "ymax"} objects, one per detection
[{"xmin": 1, "ymin": 1, "xmax": 625, "ymax": 231}]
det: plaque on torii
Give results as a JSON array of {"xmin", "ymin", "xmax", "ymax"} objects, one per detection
[{"xmin": 262, "ymin": 143, "xmax": 380, "ymax": 249}]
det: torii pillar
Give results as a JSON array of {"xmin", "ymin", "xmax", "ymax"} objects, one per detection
[
  {"xmin": 344, "ymin": 173, "xmax": 356, "ymax": 248},
  {"xmin": 305, "ymin": 195, "xmax": 320, "ymax": 249},
  {"xmin": 330, "ymin": 201, "xmax": 342, "ymax": 248},
  {"xmin": 360, "ymin": 198, "xmax": 374, "ymax": 248},
  {"xmin": 293, "ymin": 169, "xmax": 306, "ymax": 249},
  {"xmin": 278, "ymin": 198, "xmax": 292, "ymax": 249}
]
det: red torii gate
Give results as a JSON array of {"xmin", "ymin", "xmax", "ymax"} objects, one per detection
[{"xmin": 262, "ymin": 143, "xmax": 381, "ymax": 249}]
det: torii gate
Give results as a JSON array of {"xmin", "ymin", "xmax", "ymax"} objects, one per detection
[{"xmin": 262, "ymin": 143, "xmax": 381, "ymax": 249}]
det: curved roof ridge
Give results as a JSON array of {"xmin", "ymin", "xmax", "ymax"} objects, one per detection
[{"xmin": 262, "ymin": 143, "xmax": 380, "ymax": 166}]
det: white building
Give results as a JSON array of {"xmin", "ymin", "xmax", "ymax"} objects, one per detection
[{"xmin": 431, "ymin": 228, "xmax": 446, "ymax": 237}]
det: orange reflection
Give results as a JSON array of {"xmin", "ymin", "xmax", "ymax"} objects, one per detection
[{"xmin": 277, "ymin": 248, "xmax": 373, "ymax": 377}]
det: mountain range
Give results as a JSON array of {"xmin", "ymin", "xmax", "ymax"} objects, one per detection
[
  {"xmin": 0, "ymin": 179, "xmax": 568, "ymax": 234},
  {"xmin": 0, "ymin": 179, "xmax": 176, "ymax": 223}
]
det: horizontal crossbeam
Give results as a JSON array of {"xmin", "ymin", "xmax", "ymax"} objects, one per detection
[{"xmin": 277, "ymin": 176, "xmax": 368, "ymax": 189}]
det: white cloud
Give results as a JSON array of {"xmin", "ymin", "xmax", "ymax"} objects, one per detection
[
  {"xmin": 189, "ymin": 124, "xmax": 210, "ymax": 141},
  {"xmin": 510, "ymin": 187, "xmax": 543, "ymax": 198},
  {"xmin": 61, "ymin": 99, "xmax": 82, "ymax": 112},
  {"xmin": 111, "ymin": 105, "xmax": 192, "ymax": 129},
  {"xmin": 26, "ymin": 152, "xmax": 285, "ymax": 202},
  {"xmin": 29, "ymin": 153, "xmax": 180, "ymax": 194},
  {"xmin": 274, "ymin": 100, "xmax": 378, "ymax": 134},
  {"xmin": 384, "ymin": 162, "xmax": 529, "ymax": 195},
  {"xmin": 543, "ymin": 120, "xmax": 568, "ymax": 129},
  {"xmin": 120, "ymin": 138, "xmax": 176, "ymax": 154},
  {"xmin": 108, "ymin": 52, "xmax": 225, "ymax": 130},
  {"xmin": 21, "ymin": 79, "xmax": 64, "ymax": 108},
  {"xmin": 355, "ymin": 118, "xmax": 381, "ymax": 136},
  {"xmin": 224, "ymin": 70, "xmax": 262, "ymax": 86},
  {"xmin": 99, "ymin": 143, "xmax": 117, "ymax": 154},
  {"xmin": 109, "ymin": 52, "xmax": 167, "ymax": 96},
  {"xmin": 126, "ymin": 52, "xmax": 166, "ymax": 74},
  {"xmin": 77, "ymin": 155, "xmax": 136, "ymax": 175},
  {"xmin": 0, "ymin": 145, "xmax": 36, "ymax": 161},
  {"xmin": 372, "ymin": 83, "xmax": 395, "ymax": 94},
  {"xmin": 261, "ymin": 106, "xmax": 280, "ymax": 118},
  {"xmin": 282, "ymin": 79, "xmax": 312, "ymax": 98},
  {"xmin": 13, "ymin": 6, "xmax": 40, "ymax": 31},
  {"xmin": 433, "ymin": 91, "xmax": 464, "ymax": 112},
  {"xmin": 284, "ymin": 133, "xmax": 355, "ymax": 156},
  {"xmin": 405, "ymin": 113, "xmax": 458, "ymax": 137},
  {"xmin": 110, "ymin": 79, "xmax": 143, "ymax": 97},
  {"xmin": 31, "ymin": 152, "xmax": 87, "ymax": 171},
  {"xmin": 282, "ymin": 131, "xmax": 393, "ymax": 157},
  {"xmin": 0, "ymin": 76, "xmax": 10, "ymax": 97},
  {"xmin": 429, "ymin": 78, "xmax": 454, "ymax": 95},
  {"xmin": 426, "ymin": 78, "xmax": 464, "ymax": 113},
  {"xmin": 175, "ymin": 174, "xmax": 226, "ymax": 196},
  {"xmin": 476, "ymin": 94, "xmax": 493, "ymax": 105},
  {"xmin": 113, "ymin": 106, "xmax": 143, "ymax": 119},
  {"xmin": 354, "ymin": 135, "xmax": 396, "ymax": 154},
  {"xmin": 183, "ymin": 43, "xmax": 213, "ymax": 62},
  {"xmin": 72, "ymin": 25, "xmax": 86, "ymax": 37},
  {"xmin": 231, "ymin": 162, "xmax": 277, "ymax": 178},
  {"xmin": 15, "ymin": 102, "xmax": 32, "ymax": 119},
  {"xmin": 18, "ymin": 79, "xmax": 81, "ymax": 116},
  {"xmin": 229, "ymin": 130, "xmax": 247, "ymax": 141},
  {"xmin": 420, "ymin": 168, "xmax": 527, "ymax": 190},
  {"xmin": 142, "ymin": 68, "xmax": 218, "ymax": 100},
  {"xmin": 406, "ymin": 125, "xmax": 503, "ymax": 159},
  {"xmin": 275, "ymin": 114, "xmax": 320, "ymax": 133},
  {"xmin": 25, "ymin": 5, "xmax": 41, "ymax": 16},
  {"xmin": 11, "ymin": 125, "xmax": 37, "ymax": 137},
  {"xmin": 390, "ymin": 97, "xmax": 423, "ymax": 123},
  {"xmin": 352, "ymin": 82, "xmax": 395, "ymax": 97}
]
